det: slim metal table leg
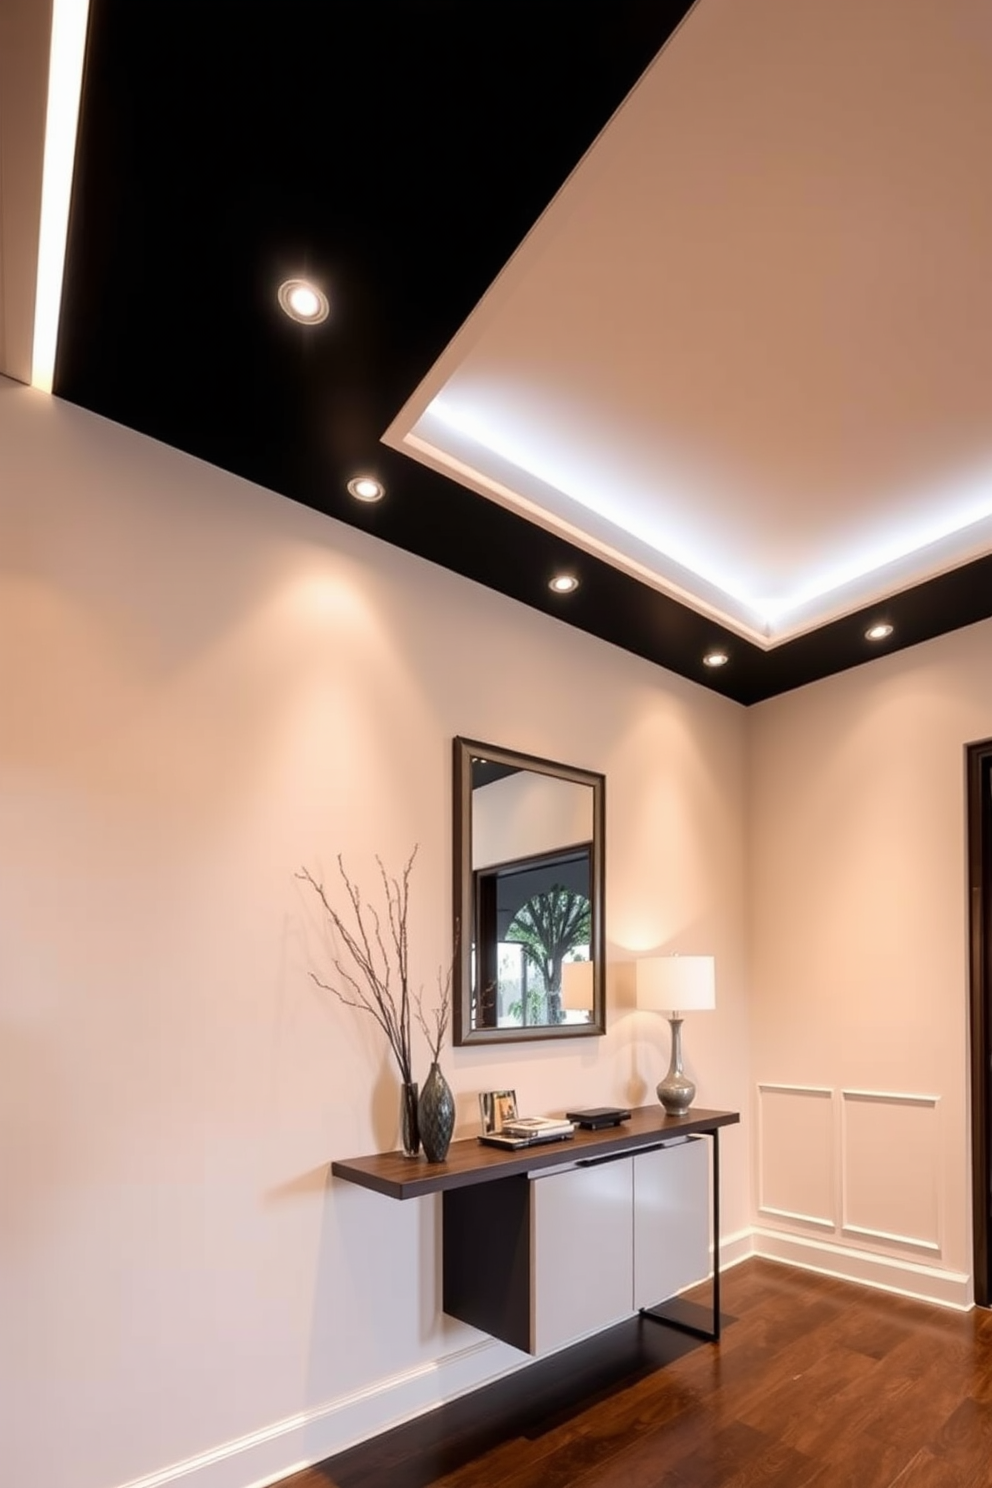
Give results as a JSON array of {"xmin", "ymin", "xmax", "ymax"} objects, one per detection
[
  {"xmin": 641, "ymin": 1128, "xmax": 722, "ymax": 1343},
  {"xmin": 712, "ymin": 1126, "xmax": 721, "ymax": 1340}
]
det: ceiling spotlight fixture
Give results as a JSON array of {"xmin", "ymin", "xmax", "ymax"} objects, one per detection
[
  {"xmin": 277, "ymin": 278, "xmax": 329, "ymax": 324},
  {"xmin": 347, "ymin": 475, "xmax": 385, "ymax": 503},
  {"xmin": 865, "ymin": 622, "xmax": 894, "ymax": 642},
  {"xmin": 703, "ymin": 649, "xmax": 729, "ymax": 668},
  {"xmin": 549, "ymin": 573, "xmax": 579, "ymax": 594}
]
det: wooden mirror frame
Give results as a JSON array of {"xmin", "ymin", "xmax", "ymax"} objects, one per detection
[{"xmin": 452, "ymin": 736, "xmax": 606, "ymax": 1046}]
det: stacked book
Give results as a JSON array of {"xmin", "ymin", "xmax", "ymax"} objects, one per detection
[{"xmin": 480, "ymin": 1115, "xmax": 576, "ymax": 1150}]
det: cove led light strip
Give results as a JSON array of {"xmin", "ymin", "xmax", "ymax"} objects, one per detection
[{"xmin": 31, "ymin": 0, "xmax": 92, "ymax": 393}]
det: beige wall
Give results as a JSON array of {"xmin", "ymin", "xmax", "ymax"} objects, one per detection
[
  {"xmin": 0, "ymin": 380, "xmax": 750, "ymax": 1488},
  {"xmin": 748, "ymin": 622, "xmax": 992, "ymax": 1305}
]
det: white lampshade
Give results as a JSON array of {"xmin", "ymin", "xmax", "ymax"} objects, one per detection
[
  {"xmin": 637, "ymin": 955, "xmax": 715, "ymax": 1013},
  {"xmin": 561, "ymin": 959, "xmax": 594, "ymax": 1011}
]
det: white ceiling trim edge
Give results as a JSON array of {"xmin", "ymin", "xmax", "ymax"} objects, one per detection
[
  {"xmin": 393, "ymin": 421, "xmax": 770, "ymax": 645},
  {"xmin": 391, "ymin": 412, "xmax": 992, "ymax": 651}
]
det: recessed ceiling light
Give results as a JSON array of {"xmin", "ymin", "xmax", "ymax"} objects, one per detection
[
  {"xmin": 549, "ymin": 573, "xmax": 579, "ymax": 594},
  {"xmin": 865, "ymin": 622, "xmax": 894, "ymax": 641},
  {"xmin": 278, "ymin": 278, "xmax": 329, "ymax": 324},
  {"xmin": 703, "ymin": 649, "xmax": 729, "ymax": 668},
  {"xmin": 347, "ymin": 475, "xmax": 385, "ymax": 503}
]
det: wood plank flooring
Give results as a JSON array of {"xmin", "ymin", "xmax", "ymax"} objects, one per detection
[{"xmin": 285, "ymin": 1259, "xmax": 992, "ymax": 1488}]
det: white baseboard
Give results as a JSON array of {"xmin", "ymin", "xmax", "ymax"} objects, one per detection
[
  {"xmin": 112, "ymin": 1226, "xmax": 971, "ymax": 1488},
  {"xmin": 752, "ymin": 1225, "xmax": 973, "ymax": 1310},
  {"xmin": 112, "ymin": 1335, "xmax": 528, "ymax": 1488},
  {"xmin": 113, "ymin": 1235, "xmax": 756, "ymax": 1488},
  {"xmin": 717, "ymin": 1226, "xmax": 754, "ymax": 1272}
]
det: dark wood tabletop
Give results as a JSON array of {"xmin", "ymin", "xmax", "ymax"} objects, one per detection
[{"xmin": 331, "ymin": 1106, "xmax": 740, "ymax": 1200}]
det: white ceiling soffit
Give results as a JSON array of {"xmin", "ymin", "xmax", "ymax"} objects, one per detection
[{"xmin": 385, "ymin": 0, "xmax": 992, "ymax": 648}]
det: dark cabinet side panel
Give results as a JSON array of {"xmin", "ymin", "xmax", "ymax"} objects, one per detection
[{"xmin": 443, "ymin": 1175, "xmax": 532, "ymax": 1352}]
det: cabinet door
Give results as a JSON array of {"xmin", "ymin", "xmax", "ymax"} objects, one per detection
[
  {"xmin": 531, "ymin": 1157, "xmax": 634, "ymax": 1354},
  {"xmin": 633, "ymin": 1138, "xmax": 709, "ymax": 1310}
]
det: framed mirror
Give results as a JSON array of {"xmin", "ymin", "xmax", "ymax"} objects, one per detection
[{"xmin": 453, "ymin": 737, "xmax": 606, "ymax": 1045}]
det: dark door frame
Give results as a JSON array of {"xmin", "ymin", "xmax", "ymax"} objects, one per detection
[{"xmin": 967, "ymin": 740, "xmax": 992, "ymax": 1307}]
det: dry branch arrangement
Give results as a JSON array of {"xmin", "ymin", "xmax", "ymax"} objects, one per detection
[
  {"xmin": 298, "ymin": 844, "xmax": 453, "ymax": 1098},
  {"xmin": 297, "ymin": 847, "xmax": 420, "ymax": 1091},
  {"xmin": 415, "ymin": 970, "xmax": 451, "ymax": 1066}
]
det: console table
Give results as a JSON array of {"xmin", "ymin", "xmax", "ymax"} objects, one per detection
[{"xmin": 333, "ymin": 1106, "xmax": 739, "ymax": 1355}]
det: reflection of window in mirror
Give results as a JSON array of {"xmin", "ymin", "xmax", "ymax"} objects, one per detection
[{"xmin": 476, "ymin": 849, "xmax": 591, "ymax": 1027}]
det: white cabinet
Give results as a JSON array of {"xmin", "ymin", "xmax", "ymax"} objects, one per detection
[
  {"xmin": 531, "ymin": 1156, "xmax": 634, "ymax": 1353},
  {"xmin": 633, "ymin": 1139, "xmax": 710, "ymax": 1310},
  {"xmin": 521, "ymin": 1138, "xmax": 710, "ymax": 1354}
]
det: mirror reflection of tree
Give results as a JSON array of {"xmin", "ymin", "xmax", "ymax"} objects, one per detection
[
  {"xmin": 474, "ymin": 844, "xmax": 593, "ymax": 1030},
  {"xmin": 507, "ymin": 886, "xmax": 592, "ymax": 1024}
]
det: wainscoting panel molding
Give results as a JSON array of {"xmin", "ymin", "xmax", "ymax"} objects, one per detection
[
  {"xmin": 840, "ymin": 1089, "xmax": 942, "ymax": 1255},
  {"xmin": 756, "ymin": 1084, "xmax": 835, "ymax": 1229},
  {"xmin": 752, "ymin": 1082, "xmax": 962, "ymax": 1309}
]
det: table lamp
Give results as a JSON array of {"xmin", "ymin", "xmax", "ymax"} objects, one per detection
[
  {"xmin": 560, "ymin": 959, "xmax": 594, "ymax": 1013},
  {"xmin": 636, "ymin": 955, "xmax": 715, "ymax": 1115}
]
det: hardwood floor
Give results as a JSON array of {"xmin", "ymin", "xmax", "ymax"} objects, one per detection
[{"xmin": 285, "ymin": 1259, "xmax": 992, "ymax": 1488}]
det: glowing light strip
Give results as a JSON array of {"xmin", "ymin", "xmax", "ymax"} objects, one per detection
[
  {"xmin": 31, "ymin": 0, "xmax": 91, "ymax": 392},
  {"xmin": 428, "ymin": 395, "xmax": 735, "ymax": 589},
  {"xmin": 762, "ymin": 483, "xmax": 992, "ymax": 618},
  {"xmin": 428, "ymin": 397, "xmax": 992, "ymax": 628}
]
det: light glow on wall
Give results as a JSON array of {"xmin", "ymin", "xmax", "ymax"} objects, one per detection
[{"xmin": 31, "ymin": 0, "xmax": 91, "ymax": 393}]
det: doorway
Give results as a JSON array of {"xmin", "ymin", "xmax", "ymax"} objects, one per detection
[{"xmin": 967, "ymin": 740, "xmax": 992, "ymax": 1307}]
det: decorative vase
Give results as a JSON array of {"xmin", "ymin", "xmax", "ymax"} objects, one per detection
[
  {"xmin": 656, "ymin": 1015, "xmax": 696, "ymax": 1116},
  {"xmin": 400, "ymin": 1081, "xmax": 420, "ymax": 1157},
  {"xmin": 418, "ymin": 1062, "xmax": 455, "ymax": 1163}
]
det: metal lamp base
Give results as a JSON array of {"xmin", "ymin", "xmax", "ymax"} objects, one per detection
[{"xmin": 657, "ymin": 1015, "xmax": 696, "ymax": 1116}]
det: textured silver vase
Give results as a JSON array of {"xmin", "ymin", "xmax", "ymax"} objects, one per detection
[{"xmin": 418, "ymin": 1062, "xmax": 455, "ymax": 1162}]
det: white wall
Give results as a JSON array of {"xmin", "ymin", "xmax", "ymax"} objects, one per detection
[
  {"xmin": 0, "ymin": 380, "xmax": 750, "ymax": 1488},
  {"xmin": 748, "ymin": 622, "xmax": 992, "ymax": 1307}
]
